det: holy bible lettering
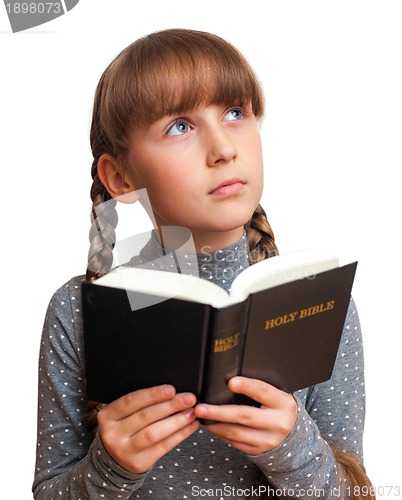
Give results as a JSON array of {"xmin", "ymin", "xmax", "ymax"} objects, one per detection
[
  {"xmin": 213, "ymin": 332, "xmax": 241, "ymax": 353},
  {"xmin": 264, "ymin": 300, "xmax": 335, "ymax": 330}
]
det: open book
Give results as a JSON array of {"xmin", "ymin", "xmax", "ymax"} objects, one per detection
[{"xmin": 82, "ymin": 250, "xmax": 357, "ymax": 405}]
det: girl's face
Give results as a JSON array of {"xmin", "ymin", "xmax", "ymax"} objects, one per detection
[{"xmin": 125, "ymin": 103, "xmax": 264, "ymax": 251}]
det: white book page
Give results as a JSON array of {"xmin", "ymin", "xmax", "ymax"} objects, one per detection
[
  {"xmin": 95, "ymin": 266, "xmax": 231, "ymax": 308},
  {"xmin": 94, "ymin": 249, "xmax": 339, "ymax": 308},
  {"xmin": 228, "ymin": 250, "xmax": 339, "ymax": 304}
]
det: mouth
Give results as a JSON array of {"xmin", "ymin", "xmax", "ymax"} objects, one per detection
[{"xmin": 208, "ymin": 179, "xmax": 246, "ymax": 196}]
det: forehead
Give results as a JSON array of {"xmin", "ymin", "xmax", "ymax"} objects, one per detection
[{"xmin": 130, "ymin": 52, "xmax": 261, "ymax": 127}]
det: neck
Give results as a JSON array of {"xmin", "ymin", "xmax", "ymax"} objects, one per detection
[
  {"xmin": 155, "ymin": 226, "xmax": 245, "ymax": 255},
  {"xmin": 128, "ymin": 227, "xmax": 250, "ymax": 292}
]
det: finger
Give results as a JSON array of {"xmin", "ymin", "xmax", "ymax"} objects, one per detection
[
  {"xmin": 126, "ymin": 419, "xmax": 200, "ymax": 474},
  {"xmin": 195, "ymin": 402, "xmax": 268, "ymax": 429},
  {"xmin": 205, "ymin": 423, "xmax": 271, "ymax": 455},
  {"xmin": 132, "ymin": 407, "xmax": 198, "ymax": 451},
  {"xmin": 228, "ymin": 376, "xmax": 292, "ymax": 408},
  {"xmin": 148, "ymin": 418, "xmax": 200, "ymax": 457},
  {"xmin": 119, "ymin": 392, "xmax": 197, "ymax": 436},
  {"xmin": 99, "ymin": 384, "xmax": 176, "ymax": 421}
]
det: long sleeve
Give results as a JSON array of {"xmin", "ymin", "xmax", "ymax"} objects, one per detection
[
  {"xmin": 32, "ymin": 276, "xmax": 265, "ymax": 499},
  {"xmin": 33, "ymin": 251, "xmax": 367, "ymax": 498},
  {"xmin": 32, "ymin": 277, "xmax": 147, "ymax": 499},
  {"xmin": 249, "ymin": 297, "xmax": 365, "ymax": 498}
]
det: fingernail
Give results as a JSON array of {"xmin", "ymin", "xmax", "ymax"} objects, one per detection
[
  {"xmin": 184, "ymin": 408, "xmax": 195, "ymax": 419},
  {"xmin": 229, "ymin": 377, "xmax": 240, "ymax": 389},
  {"xmin": 182, "ymin": 393, "xmax": 195, "ymax": 405},
  {"xmin": 162, "ymin": 385, "xmax": 174, "ymax": 397},
  {"xmin": 196, "ymin": 404, "xmax": 208, "ymax": 417}
]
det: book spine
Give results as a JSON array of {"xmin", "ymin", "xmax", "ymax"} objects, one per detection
[{"xmin": 202, "ymin": 299, "xmax": 250, "ymax": 405}]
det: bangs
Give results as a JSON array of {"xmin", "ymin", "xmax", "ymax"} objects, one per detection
[
  {"xmin": 97, "ymin": 29, "xmax": 264, "ymax": 156},
  {"xmin": 123, "ymin": 29, "xmax": 264, "ymax": 126}
]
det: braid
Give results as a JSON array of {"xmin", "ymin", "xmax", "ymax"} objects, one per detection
[
  {"xmin": 246, "ymin": 204, "xmax": 279, "ymax": 264},
  {"xmin": 86, "ymin": 68, "xmax": 121, "ymax": 282},
  {"xmin": 333, "ymin": 448, "xmax": 375, "ymax": 500},
  {"xmin": 86, "ymin": 401, "xmax": 107, "ymax": 437},
  {"xmin": 85, "ymin": 166, "xmax": 118, "ymax": 427},
  {"xmin": 85, "ymin": 165, "xmax": 118, "ymax": 282}
]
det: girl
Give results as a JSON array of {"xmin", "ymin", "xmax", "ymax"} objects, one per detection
[{"xmin": 33, "ymin": 29, "xmax": 373, "ymax": 499}]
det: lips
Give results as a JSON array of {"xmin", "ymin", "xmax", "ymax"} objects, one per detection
[{"xmin": 209, "ymin": 179, "xmax": 246, "ymax": 196}]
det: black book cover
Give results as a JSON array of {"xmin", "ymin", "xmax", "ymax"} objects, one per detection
[
  {"xmin": 240, "ymin": 262, "xmax": 357, "ymax": 393},
  {"xmin": 82, "ymin": 286, "xmax": 212, "ymax": 403},
  {"xmin": 82, "ymin": 262, "xmax": 357, "ymax": 405}
]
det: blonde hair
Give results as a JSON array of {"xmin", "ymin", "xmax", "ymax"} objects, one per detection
[{"xmin": 86, "ymin": 28, "xmax": 277, "ymax": 281}]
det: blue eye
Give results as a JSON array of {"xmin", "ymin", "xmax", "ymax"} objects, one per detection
[
  {"xmin": 166, "ymin": 120, "xmax": 191, "ymax": 136},
  {"xmin": 224, "ymin": 108, "xmax": 244, "ymax": 122}
]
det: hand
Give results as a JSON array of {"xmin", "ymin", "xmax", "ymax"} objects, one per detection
[
  {"xmin": 97, "ymin": 384, "xmax": 199, "ymax": 473},
  {"xmin": 194, "ymin": 377, "xmax": 297, "ymax": 455}
]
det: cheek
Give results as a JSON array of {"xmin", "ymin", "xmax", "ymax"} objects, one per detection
[
  {"xmin": 127, "ymin": 152, "xmax": 169, "ymax": 191},
  {"xmin": 139, "ymin": 168, "xmax": 193, "ymax": 218},
  {"xmin": 248, "ymin": 137, "xmax": 264, "ymax": 179},
  {"xmin": 247, "ymin": 138, "xmax": 264, "ymax": 201},
  {"xmin": 242, "ymin": 126, "xmax": 263, "ymax": 160}
]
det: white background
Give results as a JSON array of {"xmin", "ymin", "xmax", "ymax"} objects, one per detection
[{"xmin": 1, "ymin": 0, "xmax": 401, "ymax": 496}]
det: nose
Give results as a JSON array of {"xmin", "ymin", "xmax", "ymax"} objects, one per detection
[{"xmin": 205, "ymin": 127, "xmax": 237, "ymax": 167}]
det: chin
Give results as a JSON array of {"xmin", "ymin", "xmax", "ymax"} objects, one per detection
[
  {"xmin": 218, "ymin": 208, "xmax": 255, "ymax": 230},
  {"xmin": 210, "ymin": 212, "xmax": 254, "ymax": 232}
]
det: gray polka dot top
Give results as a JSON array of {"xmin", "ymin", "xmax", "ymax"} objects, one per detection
[{"xmin": 33, "ymin": 233, "xmax": 365, "ymax": 499}]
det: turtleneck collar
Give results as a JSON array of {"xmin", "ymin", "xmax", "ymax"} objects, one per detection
[{"xmin": 128, "ymin": 230, "xmax": 250, "ymax": 292}]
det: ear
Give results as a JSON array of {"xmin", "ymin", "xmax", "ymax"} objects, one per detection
[{"xmin": 97, "ymin": 154, "xmax": 139, "ymax": 204}]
